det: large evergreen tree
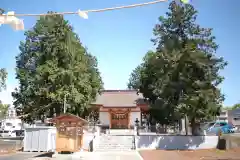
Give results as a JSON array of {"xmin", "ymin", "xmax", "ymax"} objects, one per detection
[
  {"xmin": 128, "ymin": 1, "xmax": 227, "ymax": 134},
  {"xmin": 12, "ymin": 13, "xmax": 103, "ymax": 122}
]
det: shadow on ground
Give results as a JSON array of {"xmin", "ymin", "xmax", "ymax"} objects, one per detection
[{"xmin": 34, "ymin": 152, "xmax": 54, "ymax": 157}]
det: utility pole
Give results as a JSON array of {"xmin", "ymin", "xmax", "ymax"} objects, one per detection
[
  {"xmin": 63, "ymin": 94, "xmax": 67, "ymax": 113},
  {"xmin": 185, "ymin": 115, "xmax": 188, "ymax": 135}
]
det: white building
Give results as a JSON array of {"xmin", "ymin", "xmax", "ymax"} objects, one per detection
[
  {"xmin": 0, "ymin": 106, "xmax": 23, "ymax": 136},
  {"xmin": 6, "ymin": 105, "xmax": 17, "ymax": 118},
  {"xmin": 216, "ymin": 109, "xmax": 229, "ymax": 122},
  {"xmin": 216, "ymin": 108, "xmax": 240, "ymax": 127},
  {"xmin": 228, "ymin": 108, "xmax": 240, "ymax": 127}
]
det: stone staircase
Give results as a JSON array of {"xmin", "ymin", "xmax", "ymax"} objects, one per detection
[{"xmin": 93, "ymin": 135, "xmax": 134, "ymax": 151}]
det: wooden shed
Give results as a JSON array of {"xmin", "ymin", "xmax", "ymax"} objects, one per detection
[{"xmin": 50, "ymin": 113, "xmax": 88, "ymax": 153}]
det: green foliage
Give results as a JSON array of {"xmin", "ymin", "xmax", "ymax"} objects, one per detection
[
  {"xmin": 128, "ymin": 1, "xmax": 227, "ymax": 134},
  {"xmin": 0, "ymin": 8, "xmax": 4, "ymax": 14},
  {"xmin": 232, "ymin": 103, "xmax": 240, "ymax": 110},
  {"xmin": 12, "ymin": 13, "xmax": 103, "ymax": 122},
  {"xmin": 0, "ymin": 101, "xmax": 9, "ymax": 118},
  {"xmin": 226, "ymin": 103, "xmax": 240, "ymax": 110},
  {"xmin": 0, "ymin": 68, "xmax": 7, "ymax": 92}
]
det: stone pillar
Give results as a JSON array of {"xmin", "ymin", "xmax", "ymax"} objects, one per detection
[
  {"xmin": 134, "ymin": 125, "xmax": 138, "ymax": 135},
  {"xmin": 181, "ymin": 118, "xmax": 186, "ymax": 134},
  {"xmin": 98, "ymin": 125, "xmax": 102, "ymax": 135}
]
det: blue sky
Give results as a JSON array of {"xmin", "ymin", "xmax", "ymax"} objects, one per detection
[{"xmin": 0, "ymin": 0, "xmax": 239, "ymax": 106}]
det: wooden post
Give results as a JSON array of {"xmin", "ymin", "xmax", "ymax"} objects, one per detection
[
  {"xmin": 108, "ymin": 111, "xmax": 112, "ymax": 129},
  {"xmin": 128, "ymin": 109, "xmax": 131, "ymax": 129}
]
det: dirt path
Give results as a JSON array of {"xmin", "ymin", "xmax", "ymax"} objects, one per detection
[{"xmin": 139, "ymin": 149, "xmax": 240, "ymax": 160}]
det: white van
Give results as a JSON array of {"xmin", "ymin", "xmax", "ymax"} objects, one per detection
[{"xmin": 0, "ymin": 119, "xmax": 23, "ymax": 137}]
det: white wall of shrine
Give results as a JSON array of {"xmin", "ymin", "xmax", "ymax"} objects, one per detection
[
  {"xmin": 99, "ymin": 112, "xmax": 110, "ymax": 126},
  {"xmin": 130, "ymin": 111, "xmax": 141, "ymax": 126}
]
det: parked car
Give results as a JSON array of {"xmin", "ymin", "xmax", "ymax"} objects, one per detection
[
  {"xmin": 0, "ymin": 129, "xmax": 17, "ymax": 137},
  {"xmin": 205, "ymin": 121, "xmax": 234, "ymax": 135},
  {"xmin": 232, "ymin": 126, "xmax": 238, "ymax": 132}
]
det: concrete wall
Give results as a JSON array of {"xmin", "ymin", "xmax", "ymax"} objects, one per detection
[
  {"xmin": 221, "ymin": 134, "xmax": 240, "ymax": 150},
  {"xmin": 136, "ymin": 135, "xmax": 218, "ymax": 150}
]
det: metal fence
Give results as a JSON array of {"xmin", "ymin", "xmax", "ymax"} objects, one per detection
[{"xmin": 138, "ymin": 125, "xmax": 183, "ymax": 134}]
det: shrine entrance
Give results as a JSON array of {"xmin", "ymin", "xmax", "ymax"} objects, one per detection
[{"xmin": 110, "ymin": 109, "xmax": 130, "ymax": 129}]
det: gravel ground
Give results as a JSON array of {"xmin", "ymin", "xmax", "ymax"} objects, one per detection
[
  {"xmin": 0, "ymin": 152, "xmax": 48, "ymax": 160},
  {"xmin": 0, "ymin": 139, "xmax": 22, "ymax": 150},
  {"xmin": 139, "ymin": 149, "xmax": 240, "ymax": 160},
  {"xmin": 1, "ymin": 150, "xmax": 240, "ymax": 160}
]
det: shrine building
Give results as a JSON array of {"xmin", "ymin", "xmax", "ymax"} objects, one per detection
[{"xmin": 91, "ymin": 90, "xmax": 148, "ymax": 129}]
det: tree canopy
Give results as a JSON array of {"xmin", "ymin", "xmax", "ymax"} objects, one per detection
[
  {"xmin": 12, "ymin": 13, "xmax": 103, "ymax": 122},
  {"xmin": 231, "ymin": 103, "xmax": 240, "ymax": 110},
  {"xmin": 225, "ymin": 103, "xmax": 240, "ymax": 110},
  {"xmin": 0, "ymin": 68, "xmax": 7, "ymax": 92},
  {"xmin": 0, "ymin": 101, "xmax": 9, "ymax": 119},
  {"xmin": 128, "ymin": 1, "xmax": 227, "ymax": 134}
]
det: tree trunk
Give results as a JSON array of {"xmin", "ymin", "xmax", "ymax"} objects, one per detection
[
  {"xmin": 164, "ymin": 124, "xmax": 167, "ymax": 133},
  {"xmin": 190, "ymin": 118, "xmax": 198, "ymax": 136},
  {"xmin": 49, "ymin": 107, "xmax": 54, "ymax": 118},
  {"xmin": 54, "ymin": 103, "xmax": 61, "ymax": 116},
  {"xmin": 185, "ymin": 115, "xmax": 189, "ymax": 135}
]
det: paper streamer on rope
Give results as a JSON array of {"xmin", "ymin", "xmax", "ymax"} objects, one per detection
[
  {"xmin": 78, "ymin": 10, "xmax": 88, "ymax": 19},
  {"xmin": 0, "ymin": 11, "xmax": 24, "ymax": 30}
]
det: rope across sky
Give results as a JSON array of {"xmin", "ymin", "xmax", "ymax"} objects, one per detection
[
  {"xmin": 0, "ymin": 0, "xmax": 169, "ymax": 31},
  {"xmin": 13, "ymin": 0, "xmax": 169, "ymax": 17}
]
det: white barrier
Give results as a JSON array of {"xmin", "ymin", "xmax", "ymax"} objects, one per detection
[
  {"xmin": 24, "ymin": 126, "xmax": 56, "ymax": 152},
  {"xmin": 82, "ymin": 131, "xmax": 95, "ymax": 151},
  {"xmin": 136, "ymin": 135, "xmax": 218, "ymax": 150}
]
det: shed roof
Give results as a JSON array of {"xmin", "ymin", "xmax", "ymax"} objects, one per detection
[
  {"xmin": 49, "ymin": 113, "xmax": 88, "ymax": 124},
  {"xmin": 91, "ymin": 90, "xmax": 147, "ymax": 107}
]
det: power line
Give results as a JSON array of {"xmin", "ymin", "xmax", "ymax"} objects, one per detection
[
  {"xmin": 0, "ymin": 0, "xmax": 169, "ymax": 30},
  {"xmin": 3, "ymin": 0, "xmax": 168, "ymax": 17}
]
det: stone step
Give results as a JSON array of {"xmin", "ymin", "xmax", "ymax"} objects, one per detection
[
  {"xmin": 93, "ymin": 135, "xmax": 134, "ymax": 151},
  {"xmin": 95, "ymin": 146, "xmax": 133, "ymax": 149},
  {"xmin": 94, "ymin": 147, "xmax": 133, "ymax": 150}
]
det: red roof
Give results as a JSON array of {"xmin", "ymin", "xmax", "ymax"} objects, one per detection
[{"xmin": 91, "ymin": 90, "xmax": 148, "ymax": 107}]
